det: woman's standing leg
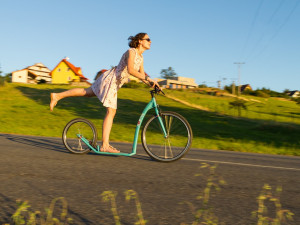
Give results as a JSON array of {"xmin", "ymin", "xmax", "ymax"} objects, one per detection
[
  {"xmin": 50, "ymin": 87, "xmax": 95, "ymax": 111},
  {"xmin": 101, "ymin": 107, "xmax": 120, "ymax": 153}
]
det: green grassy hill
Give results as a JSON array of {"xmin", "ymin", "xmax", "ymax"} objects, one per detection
[{"xmin": 0, "ymin": 83, "xmax": 299, "ymax": 155}]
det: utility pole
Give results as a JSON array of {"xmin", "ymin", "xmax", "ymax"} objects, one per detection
[
  {"xmin": 217, "ymin": 80, "xmax": 221, "ymax": 89},
  {"xmin": 234, "ymin": 62, "xmax": 245, "ymax": 96},
  {"xmin": 219, "ymin": 76, "xmax": 227, "ymax": 90},
  {"xmin": 230, "ymin": 78, "xmax": 237, "ymax": 95}
]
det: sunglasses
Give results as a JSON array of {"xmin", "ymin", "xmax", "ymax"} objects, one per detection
[{"xmin": 141, "ymin": 38, "xmax": 151, "ymax": 42}]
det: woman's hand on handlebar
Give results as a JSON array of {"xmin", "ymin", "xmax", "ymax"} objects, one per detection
[{"xmin": 148, "ymin": 77, "xmax": 160, "ymax": 89}]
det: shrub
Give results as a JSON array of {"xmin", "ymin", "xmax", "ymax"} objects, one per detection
[
  {"xmin": 37, "ymin": 79, "xmax": 47, "ymax": 84},
  {"xmin": 122, "ymin": 80, "xmax": 148, "ymax": 88},
  {"xmin": 293, "ymin": 97, "xmax": 300, "ymax": 105},
  {"xmin": 0, "ymin": 77, "xmax": 5, "ymax": 86},
  {"xmin": 256, "ymin": 90, "xmax": 270, "ymax": 98}
]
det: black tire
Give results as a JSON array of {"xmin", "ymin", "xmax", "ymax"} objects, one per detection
[
  {"xmin": 141, "ymin": 111, "xmax": 193, "ymax": 162},
  {"xmin": 62, "ymin": 118, "xmax": 97, "ymax": 154}
]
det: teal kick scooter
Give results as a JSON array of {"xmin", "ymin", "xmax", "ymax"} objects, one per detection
[{"xmin": 62, "ymin": 85, "xmax": 193, "ymax": 162}]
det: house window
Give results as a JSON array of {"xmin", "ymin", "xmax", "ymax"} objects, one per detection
[
  {"xmin": 67, "ymin": 68, "xmax": 70, "ymax": 71},
  {"xmin": 58, "ymin": 68, "xmax": 61, "ymax": 72},
  {"xmin": 68, "ymin": 76, "xmax": 71, "ymax": 81}
]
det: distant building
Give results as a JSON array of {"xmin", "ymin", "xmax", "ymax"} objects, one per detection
[
  {"xmin": 12, "ymin": 63, "xmax": 51, "ymax": 84},
  {"xmin": 50, "ymin": 58, "xmax": 90, "ymax": 85},
  {"xmin": 157, "ymin": 77, "xmax": 198, "ymax": 89},
  {"xmin": 287, "ymin": 90, "xmax": 300, "ymax": 98},
  {"xmin": 240, "ymin": 84, "xmax": 252, "ymax": 92}
]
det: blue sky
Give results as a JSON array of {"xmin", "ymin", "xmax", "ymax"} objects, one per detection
[{"xmin": 1, "ymin": 0, "xmax": 299, "ymax": 92}]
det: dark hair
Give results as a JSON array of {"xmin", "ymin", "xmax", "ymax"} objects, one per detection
[{"xmin": 128, "ymin": 33, "xmax": 147, "ymax": 48}]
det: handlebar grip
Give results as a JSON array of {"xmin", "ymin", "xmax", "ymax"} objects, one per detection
[{"xmin": 149, "ymin": 81, "xmax": 165, "ymax": 95}]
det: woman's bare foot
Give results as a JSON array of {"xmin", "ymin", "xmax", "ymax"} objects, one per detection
[{"xmin": 50, "ymin": 93, "xmax": 58, "ymax": 111}]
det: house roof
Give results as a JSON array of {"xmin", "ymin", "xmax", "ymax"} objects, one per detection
[
  {"xmin": 51, "ymin": 59, "xmax": 88, "ymax": 80},
  {"xmin": 94, "ymin": 69, "xmax": 108, "ymax": 80},
  {"xmin": 12, "ymin": 68, "xmax": 27, "ymax": 74},
  {"xmin": 241, "ymin": 84, "xmax": 252, "ymax": 92},
  {"xmin": 12, "ymin": 63, "xmax": 51, "ymax": 74},
  {"xmin": 100, "ymin": 69, "xmax": 108, "ymax": 74},
  {"xmin": 288, "ymin": 90, "xmax": 299, "ymax": 96}
]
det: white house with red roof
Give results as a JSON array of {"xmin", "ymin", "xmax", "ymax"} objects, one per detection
[
  {"xmin": 12, "ymin": 63, "xmax": 51, "ymax": 84},
  {"xmin": 50, "ymin": 58, "xmax": 90, "ymax": 85}
]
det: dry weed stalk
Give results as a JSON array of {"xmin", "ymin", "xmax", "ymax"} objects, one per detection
[
  {"xmin": 252, "ymin": 184, "xmax": 294, "ymax": 225},
  {"xmin": 125, "ymin": 190, "xmax": 147, "ymax": 225},
  {"xmin": 101, "ymin": 191, "xmax": 121, "ymax": 225},
  {"xmin": 11, "ymin": 197, "xmax": 72, "ymax": 225},
  {"xmin": 181, "ymin": 163, "xmax": 226, "ymax": 225}
]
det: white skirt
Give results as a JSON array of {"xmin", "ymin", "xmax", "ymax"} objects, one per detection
[{"xmin": 91, "ymin": 68, "xmax": 118, "ymax": 109}]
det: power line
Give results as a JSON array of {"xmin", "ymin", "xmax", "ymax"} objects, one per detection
[
  {"xmin": 244, "ymin": 0, "xmax": 300, "ymax": 62},
  {"xmin": 252, "ymin": 0, "xmax": 300, "ymax": 60},
  {"xmin": 240, "ymin": 0, "xmax": 265, "ymax": 60},
  {"xmin": 268, "ymin": 0, "xmax": 286, "ymax": 24},
  {"xmin": 243, "ymin": 0, "xmax": 286, "ymax": 61}
]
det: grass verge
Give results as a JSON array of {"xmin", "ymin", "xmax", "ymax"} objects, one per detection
[{"xmin": 0, "ymin": 83, "xmax": 299, "ymax": 155}]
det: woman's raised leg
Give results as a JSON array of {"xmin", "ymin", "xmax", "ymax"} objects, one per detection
[
  {"xmin": 50, "ymin": 87, "xmax": 95, "ymax": 111},
  {"xmin": 101, "ymin": 107, "xmax": 120, "ymax": 153}
]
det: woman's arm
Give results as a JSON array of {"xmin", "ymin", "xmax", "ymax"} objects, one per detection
[
  {"xmin": 139, "ymin": 61, "xmax": 150, "ymax": 85},
  {"xmin": 127, "ymin": 49, "xmax": 146, "ymax": 80},
  {"xmin": 127, "ymin": 49, "xmax": 159, "ymax": 87}
]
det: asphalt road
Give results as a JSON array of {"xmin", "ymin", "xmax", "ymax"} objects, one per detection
[{"xmin": 0, "ymin": 133, "xmax": 299, "ymax": 225}]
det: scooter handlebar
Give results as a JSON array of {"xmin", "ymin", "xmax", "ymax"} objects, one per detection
[{"xmin": 149, "ymin": 81, "xmax": 165, "ymax": 95}]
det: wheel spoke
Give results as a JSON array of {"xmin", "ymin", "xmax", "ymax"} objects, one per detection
[
  {"xmin": 167, "ymin": 116, "xmax": 173, "ymax": 136},
  {"xmin": 77, "ymin": 138, "xmax": 83, "ymax": 151},
  {"xmin": 166, "ymin": 138, "xmax": 173, "ymax": 158}
]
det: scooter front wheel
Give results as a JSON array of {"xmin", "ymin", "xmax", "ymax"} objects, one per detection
[{"xmin": 141, "ymin": 111, "xmax": 193, "ymax": 162}]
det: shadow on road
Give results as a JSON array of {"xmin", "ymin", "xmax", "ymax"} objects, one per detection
[
  {"xmin": 0, "ymin": 133, "xmax": 68, "ymax": 154},
  {"xmin": 0, "ymin": 133, "xmax": 153, "ymax": 162},
  {"xmin": 0, "ymin": 193, "xmax": 17, "ymax": 224}
]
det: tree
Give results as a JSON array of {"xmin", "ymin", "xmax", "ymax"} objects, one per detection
[
  {"xmin": 0, "ymin": 67, "xmax": 4, "ymax": 86},
  {"xmin": 160, "ymin": 67, "xmax": 177, "ymax": 79},
  {"xmin": 4, "ymin": 73, "xmax": 12, "ymax": 83},
  {"xmin": 224, "ymin": 84, "xmax": 238, "ymax": 94},
  {"xmin": 198, "ymin": 84, "xmax": 207, "ymax": 88},
  {"xmin": 229, "ymin": 98, "xmax": 247, "ymax": 117}
]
